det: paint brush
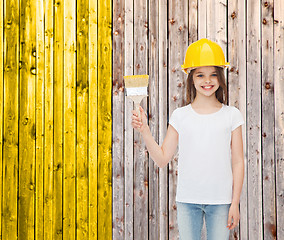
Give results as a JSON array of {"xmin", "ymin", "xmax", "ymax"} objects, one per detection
[{"xmin": 124, "ymin": 74, "xmax": 149, "ymax": 120}]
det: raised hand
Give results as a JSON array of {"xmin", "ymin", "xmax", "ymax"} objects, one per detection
[{"xmin": 131, "ymin": 105, "xmax": 148, "ymax": 133}]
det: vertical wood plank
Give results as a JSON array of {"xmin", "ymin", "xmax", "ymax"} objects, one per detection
[
  {"xmin": 188, "ymin": 0, "xmax": 198, "ymax": 44},
  {"xmin": 89, "ymin": 0, "xmax": 98, "ymax": 238},
  {"xmin": 207, "ymin": 0, "xmax": 227, "ymax": 61},
  {"xmin": 0, "ymin": 0, "xmax": 3, "ymax": 236},
  {"xmin": 218, "ymin": 0, "xmax": 227, "ymax": 59},
  {"xmin": 274, "ymin": 0, "xmax": 284, "ymax": 237},
  {"xmin": 158, "ymin": 0, "xmax": 168, "ymax": 239},
  {"xmin": 44, "ymin": 0, "xmax": 54, "ymax": 238},
  {"xmin": 261, "ymin": 1, "xmax": 277, "ymax": 239},
  {"xmin": 54, "ymin": 0, "xmax": 64, "ymax": 238},
  {"xmin": 112, "ymin": 0, "xmax": 125, "ymax": 238},
  {"xmin": 187, "ymin": 1, "xmax": 198, "ymax": 104},
  {"xmin": 124, "ymin": 0, "xmax": 134, "ymax": 238},
  {"xmin": 168, "ymin": 0, "xmax": 188, "ymax": 239},
  {"xmin": 228, "ymin": 0, "xmax": 248, "ymax": 239},
  {"xmin": 148, "ymin": 0, "xmax": 159, "ymax": 239},
  {"xmin": 186, "ymin": 4, "xmax": 198, "ymax": 104},
  {"xmin": 133, "ymin": 0, "xmax": 148, "ymax": 238},
  {"xmin": 76, "ymin": 0, "xmax": 89, "ymax": 238},
  {"xmin": 238, "ymin": 1, "xmax": 248, "ymax": 239},
  {"xmin": 228, "ymin": 0, "xmax": 247, "ymax": 239},
  {"xmin": 247, "ymin": 0, "xmax": 263, "ymax": 239},
  {"xmin": 35, "ymin": 0, "xmax": 44, "ymax": 238},
  {"xmin": 18, "ymin": 0, "xmax": 36, "ymax": 238},
  {"xmin": 2, "ymin": 0, "xmax": 19, "ymax": 238},
  {"xmin": 98, "ymin": 0, "xmax": 112, "ymax": 237},
  {"xmin": 63, "ymin": 0, "xmax": 76, "ymax": 237},
  {"xmin": 198, "ymin": 0, "xmax": 207, "ymax": 39},
  {"xmin": 206, "ymin": 0, "xmax": 215, "ymax": 40}
]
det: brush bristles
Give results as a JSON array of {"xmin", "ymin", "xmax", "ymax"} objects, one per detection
[{"xmin": 124, "ymin": 75, "xmax": 149, "ymax": 88}]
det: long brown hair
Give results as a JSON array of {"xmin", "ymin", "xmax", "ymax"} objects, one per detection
[{"xmin": 186, "ymin": 66, "xmax": 228, "ymax": 104}]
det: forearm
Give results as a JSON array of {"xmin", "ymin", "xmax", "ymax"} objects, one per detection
[
  {"xmin": 141, "ymin": 126, "xmax": 167, "ymax": 168},
  {"xmin": 231, "ymin": 159, "xmax": 245, "ymax": 206}
]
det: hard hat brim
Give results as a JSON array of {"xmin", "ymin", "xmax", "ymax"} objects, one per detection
[{"xmin": 181, "ymin": 62, "xmax": 230, "ymax": 74}]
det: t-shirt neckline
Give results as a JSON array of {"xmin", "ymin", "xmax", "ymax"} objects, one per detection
[{"xmin": 189, "ymin": 103, "xmax": 224, "ymax": 116}]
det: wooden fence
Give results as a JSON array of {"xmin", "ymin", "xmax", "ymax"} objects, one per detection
[
  {"xmin": 112, "ymin": 0, "xmax": 283, "ymax": 240},
  {"xmin": 0, "ymin": 0, "xmax": 112, "ymax": 239},
  {"xmin": 0, "ymin": 0, "xmax": 283, "ymax": 239}
]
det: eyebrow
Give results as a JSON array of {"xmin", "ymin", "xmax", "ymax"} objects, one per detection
[{"xmin": 195, "ymin": 71, "xmax": 217, "ymax": 74}]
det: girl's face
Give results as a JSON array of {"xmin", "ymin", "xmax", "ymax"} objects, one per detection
[{"xmin": 192, "ymin": 66, "xmax": 220, "ymax": 98}]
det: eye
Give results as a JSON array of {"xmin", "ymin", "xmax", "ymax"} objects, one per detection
[
  {"xmin": 197, "ymin": 74, "xmax": 203, "ymax": 78},
  {"xmin": 211, "ymin": 73, "xmax": 217, "ymax": 77}
]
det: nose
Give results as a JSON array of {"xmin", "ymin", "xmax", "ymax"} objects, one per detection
[{"xmin": 204, "ymin": 77, "xmax": 211, "ymax": 83}]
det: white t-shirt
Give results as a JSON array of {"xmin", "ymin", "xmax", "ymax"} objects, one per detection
[{"xmin": 169, "ymin": 103, "xmax": 244, "ymax": 204}]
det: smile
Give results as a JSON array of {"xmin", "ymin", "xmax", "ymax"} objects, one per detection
[{"xmin": 201, "ymin": 85, "xmax": 214, "ymax": 90}]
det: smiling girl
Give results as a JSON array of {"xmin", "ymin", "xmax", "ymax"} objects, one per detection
[{"xmin": 131, "ymin": 38, "xmax": 245, "ymax": 240}]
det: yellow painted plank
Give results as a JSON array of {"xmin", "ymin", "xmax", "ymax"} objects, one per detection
[
  {"xmin": 63, "ymin": 0, "xmax": 76, "ymax": 238},
  {"xmin": 89, "ymin": 0, "xmax": 98, "ymax": 238},
  {"xmin": 98, "ymin": 0, "xmax": 112, "ymax": 237},
  {"xmin": 35, "ymin": 0, "xmax": 45, "ymax": 238},
  {"xmin": 54, "ymin": 0, "xmax": 64, "ymax": 239},
  {"xmin": 18, "ymin": 0, "xmax": 36, "ymax": 238},
  {"xmin": 3, "ymin": 0, "xmax": 19, "ymax": 239},
  {"xmin": 44, "ymin": 0, "xmax": 54, "ymax": 239},
  {"xmin": 0, "ymin": 0, "xmax": 3, "ymax": 236},
  {"xmin": 76, "ymin": 0, "xmax": 89, "ymax": 238}
]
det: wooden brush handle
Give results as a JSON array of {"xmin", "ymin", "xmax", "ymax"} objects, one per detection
[
  {"xmin": 134, "ymin": 102, "xmax": 141, "ymax": 119},
  {"xmin": 134, "ymin": 102, "xmax": 143, "ymax": 141},
  {"xmin": 127, "ymin": 95, "xmax": 146, "ymax": 120}
]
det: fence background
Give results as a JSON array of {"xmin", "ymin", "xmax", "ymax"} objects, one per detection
[
  {"xmin": 112, "ymin": 0, "xmax": 283, "ymax": 240},
  {"xmin": 0, "ymin": 0, "xmax": 283, "ymax": 239},
  {"xmin": 0, "ymin": 0, "xmax": 112, "ymax": 239}
]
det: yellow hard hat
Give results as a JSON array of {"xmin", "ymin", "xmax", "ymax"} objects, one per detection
[{"xmin": 181, "ymin": 38, "xmax": 230, "ymax": 74}]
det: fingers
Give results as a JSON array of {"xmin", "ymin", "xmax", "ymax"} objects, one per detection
[
  {"xmin": 132, "ymin": 106, "xmax": 147, "ymax": 119},
  {"xmin": 131, "ymin": 110, "xmax": 142, "ymax": 129},
  {"xmin": 132, "ymin": 121, "xmax": 142, "ymax": 129},
  {"xmin": 140, "ymin": 106, "xmax": 147, "ymax": 117},
  {"xmin": 132, "ymin": 110, "xmax": 138, "ymax": 116},
  {"xmin": 231, "ymin": 215, "xmax": 240, "ymax": 230},
  {"xmin": 131, "ymin": 106, "xmax": 148, "ymax": 131},
  {"xmin": 227, "ymin": 214, "xmax": 232, "ymax": 229},
  {"xmin": 227, "ymin": 215, "xmax": 239, "ymax": 230},
  {"xmin": 139, "ymin": 106, "xmax": 144, "ymax": 113},
  {"xmin": 229, "ymin": 221, "xmax": 237, "ymax": 230},
  {"xmin": 131, "ymin": 115, "xmax": 142, "ymax": 125}
]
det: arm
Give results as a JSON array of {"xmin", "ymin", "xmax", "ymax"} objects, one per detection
[
  {"xmin": 227, "ymin": 125, "xmax": 245, "ymax": 230},
  {"xmin": 131, "ymin": 106, "xmax": 178, "ymax": 168},
  {"xmin": 231, "ymin": 125, "xmax": 245, "ymax": 206}
]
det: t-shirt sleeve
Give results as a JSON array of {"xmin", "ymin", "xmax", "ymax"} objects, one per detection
[
  {"xmin": 231, "ymin": 107, "xmax": 244, "ymax": 131},
  {"xmin": 169, "ymin": 109, "xmax": 179, "ymax": 133}
]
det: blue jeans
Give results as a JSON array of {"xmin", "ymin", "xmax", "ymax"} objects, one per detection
[{"xmin": 176, "ymin": 201, "xmax": 231, "ymax": 240}]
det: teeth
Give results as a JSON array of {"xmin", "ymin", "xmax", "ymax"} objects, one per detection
[{"xmin": 203, "ymin": 86, "xmax": 213, "ymax": 89}]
